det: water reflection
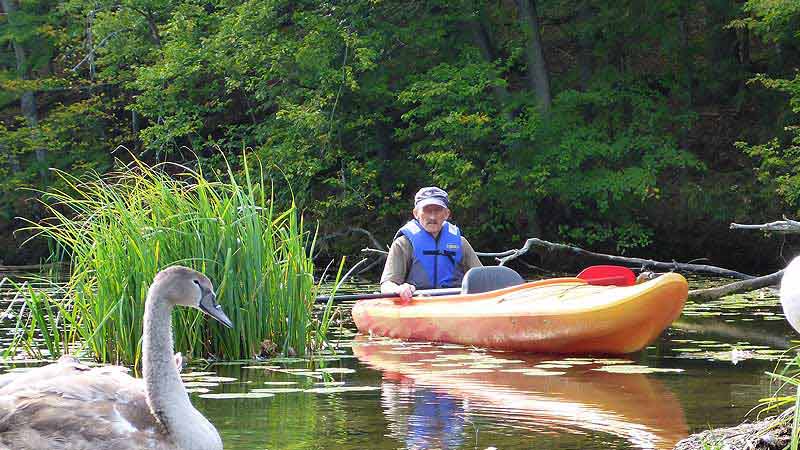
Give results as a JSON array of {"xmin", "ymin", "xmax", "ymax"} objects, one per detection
[
  {"xmin": 381, "ymin": 383, "xmax": 466, "ymax": 450},
  {"xmin": 353, "ymin": 336, "xmax": 688, "ymax": 450}
]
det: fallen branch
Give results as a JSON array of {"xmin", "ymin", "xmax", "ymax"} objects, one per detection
[
  {"xmin": 475, "ymin": 249, "xmax": 517, "ymax": 258},
  {"xmin": 492, "ymin": 238, "xmax": 755, "ymax": 279},
  {"xmin": 359, "ymin": 236, "xmax": 780, "ymax": 300},
  {"xmin": 730, "ymin": 217, "xmax": 800, "ymax": 233},
  {"xmin": 688, "ymin": 270, "xmax": 783, "ymax": 301}
]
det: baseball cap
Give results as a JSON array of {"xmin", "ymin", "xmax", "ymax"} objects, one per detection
[{"xmin": 414, "ymin": 186, "xmax": 449, "ymax": 209}]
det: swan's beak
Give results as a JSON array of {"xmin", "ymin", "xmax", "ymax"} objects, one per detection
[{"xmin": 199, "ymin": 291, "xmax": 233, "ymax": 328}]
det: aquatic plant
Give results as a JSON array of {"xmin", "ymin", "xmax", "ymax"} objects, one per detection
[
  {"xmin": 10, "ymin": 154, "xmax": 331, "ymax": 365},
  {"xmin": 760, "ymin": 352, "xmax": 800, "ymax": 450}
]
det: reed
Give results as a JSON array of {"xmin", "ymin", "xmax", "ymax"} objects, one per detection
[
  {"xmin": 13, "ymin": 154, "xmax": 330, "ymax": 365},
  {"xmin": 762, "ymin": 353, "xmax": 800, "ymax": 450}
]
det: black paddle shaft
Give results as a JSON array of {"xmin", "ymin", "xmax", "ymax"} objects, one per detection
[{"xmin": 314, "ymin": 287, "xmax": 462, "ymax": 303}]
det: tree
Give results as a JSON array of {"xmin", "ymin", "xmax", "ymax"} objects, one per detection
[
  {"xmin": 515, "ymin": 0, "xmax": 551, "ymax": 111},
  {"xmin": 0, "ymin": 0, "xmax": 47, "ymax": 180}
]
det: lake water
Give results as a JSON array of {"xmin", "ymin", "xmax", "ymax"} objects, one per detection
[{"xmin": 0, "ymin": 275, "xmax": 794, "ymax": 450}]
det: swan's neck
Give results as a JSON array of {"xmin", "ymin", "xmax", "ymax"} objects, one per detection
[{"xmin": 143, "ymin": 290, "xmax": 222, "ymax": 450}]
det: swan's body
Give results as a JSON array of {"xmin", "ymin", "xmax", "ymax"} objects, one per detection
[
  {"xmin": 0, "ymin": 266, "xmax": 232, "ymax": 450},
  {"xmin": 780, "ymin": 257, "xmax": 800, "ymax": 333}
]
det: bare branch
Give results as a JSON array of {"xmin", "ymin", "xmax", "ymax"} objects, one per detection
[
  {"xmin": 72, "ymin": 30, "xmax": 129, "ymax": 72},
  {"xmin": 688, "ymin": 270, "xmax": 783, "ymax": 301},
  {"xmin": 356, "ymin": 257, "xmax": 385, "ymax": 275},
  {"xmin": 320, "ymin": 258, "xmax": 369, "ymax": 302},
  {"xmin": 361, "ymin": 248, "xmax": 388, "ymax": 257},
  {"xmin": 314, "ymin": 227, "xmax": 388, "ymax": 272},
  {"xmin": 730, "ymin": 216, "xmax": 800, "ymax": 233},
  {"xmin": 318, "ymin": 227, "xmax": 385, "ymax": 250},
  {"xmin": 491, "ymin": 238, "xmax": 755, "ymax": 279},
  {"xmin": 475, "ymin": 249, "xmax": 516, "ymax": 258}
]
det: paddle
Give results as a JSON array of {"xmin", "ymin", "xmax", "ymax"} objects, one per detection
[
  {"xmin": 315, "ymin": 265, "xmax": 638, "ymax": 303},
  {"xmin": 315, "ymin": 287, "xmax": 462, "ymax": 303}
]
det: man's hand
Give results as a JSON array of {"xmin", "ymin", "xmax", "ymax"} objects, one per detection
[
  {"xmin": 380, "ymin": 281, "xmax": 417, "ymax": 304},
  {"xmin": 395, "ymin": 283, "xmax": 416, "ymax": 302}
]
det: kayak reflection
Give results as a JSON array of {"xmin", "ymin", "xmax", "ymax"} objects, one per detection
[{"xmin": 353, "ymin": 336, "xmax": 688, "ymax": 450}]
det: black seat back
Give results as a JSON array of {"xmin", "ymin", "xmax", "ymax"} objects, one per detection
[{"xmin": 461, "ymin": 266, "xmax": 524, "ymax": 294}]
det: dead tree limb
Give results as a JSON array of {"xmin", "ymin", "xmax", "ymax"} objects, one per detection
[
  {"xmin": 475, "ymin": 249, "xmax": 517, "ymax": 258},
  {"xmin": 361, "ymin": 248, "xmax": 388, "ymax": 256},
  {"xmin": 316, "ymin": 227, "xmax": 386, "ymax": 260},
  {"xmin": 315, "ymin": 228, "xmax": 388, "ymax": 275},
  {"xmin": 354, "ymin": 254, "xmax": 385, "ymax": 275},
  {"xmin": 688, "ymin": 270, "xmax": 783, "ymax": 301},
  {"xmin": 318, "ymin": 227, "xmax": 385, "ymax": 250},
  {"xmin": 730, "ymin": 218, "xmax": 800, "ymax": 233},
  {"xmin": 492, "ymin": 238, "xmax": 755, "ymax": 279}
]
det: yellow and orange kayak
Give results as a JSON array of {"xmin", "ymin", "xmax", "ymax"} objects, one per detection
[{"xmin": 351, "ymin": 273, "xmax": 688, "ymax": 354}]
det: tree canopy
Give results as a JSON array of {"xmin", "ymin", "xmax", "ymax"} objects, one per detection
[{"xmin": 1, "ymin": 0, "xmax": 799, "ymax": 271}]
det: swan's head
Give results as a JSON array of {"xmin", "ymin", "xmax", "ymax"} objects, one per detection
[
  {"xmin": 152, "ymin": 266, "xmax": 233, "ymax": 328},
  {"xmin": 780, "ymin": 256, "xmax": 800, "ymax": 334}
]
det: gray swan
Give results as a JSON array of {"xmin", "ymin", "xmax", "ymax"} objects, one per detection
[{"xmin": 0, "ymin": 265, "xmax": 233, "ymax": 450}]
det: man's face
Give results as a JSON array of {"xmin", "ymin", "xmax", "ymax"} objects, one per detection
[{"xmin": 413, "ymin": 204, "xmax": 451, "ymax": 237}]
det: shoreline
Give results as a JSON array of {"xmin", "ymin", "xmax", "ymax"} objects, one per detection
[{"xmin": 673, "ymin": 410, "xmax": 792, "ymax": 450}]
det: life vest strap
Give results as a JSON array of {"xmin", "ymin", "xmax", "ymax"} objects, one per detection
[{"xmin": 423, "ymin": 249, "xmax": 457, "ymax": 265}]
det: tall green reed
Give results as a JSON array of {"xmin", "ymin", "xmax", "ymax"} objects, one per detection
[{"xmin": 14, "ymin": 154, "xmax": 330, "ymax": 365}]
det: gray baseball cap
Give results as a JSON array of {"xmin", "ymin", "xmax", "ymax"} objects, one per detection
[{"xmin": 414, "ymin": 186, "xmax": 449, "ymax": 209}]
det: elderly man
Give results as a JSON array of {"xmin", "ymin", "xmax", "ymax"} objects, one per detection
[{"xmin": 380, "ymin": 186, "xmax": 483, "ymax": 301}]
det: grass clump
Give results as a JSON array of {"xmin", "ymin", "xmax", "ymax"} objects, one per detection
[{"xmin": 14, "ymin": 154, "xmax": 330, "ymax": 365}]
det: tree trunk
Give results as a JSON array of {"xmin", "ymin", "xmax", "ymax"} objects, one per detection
[
  {"xmin": 704, "ymin": 0, "xmax": 737, "ymax": 87},
  {"xmin": 466, "ymin": 15, "xmax": 512, "ymax": 120},
  {"xmin": 1, "ymin": 0, "xmax": 47, "ymax": 181},
  {"xmin": 576, "ymin": 2, "xmax": 594, "ymax": 91},
  {"xmin": 678, "ymin": 2, "xmax": 693, "ymax": 107},
  {"xmin": 132, "ymin": 110, "xmax": 140, "ymax": 135},
  {"xmin": 514, "ymin": 0, "xmax": 551, "ymax": 112},
  {"xmin": 87, "ymin": 8, "xmax": 96, "ymax": 80}
]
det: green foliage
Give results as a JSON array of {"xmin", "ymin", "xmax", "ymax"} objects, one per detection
[
  {"xmin": 1, "ymin": 0, "xmax": 799, "ymax": 268},
  {"xmin": 737, "ymin": 0, "xmax": 800, "ymax": 43},
  {"xmin": 0, "ymin": 96, "xmax": 119, "ymax": 221},
  {"xmin": 11, "ymin": 154, "xmax": 331, "ymax": 365},
  {"xmin": 736, "ymin": 0, "xmax": 800, "ymax": 214},
  {"xmin": 537, "ymin": 80, "xmax": 701, "ymax": 249}
]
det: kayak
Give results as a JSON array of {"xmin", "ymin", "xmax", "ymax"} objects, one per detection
[{"xmin": 351, "ymin": 273, "xmax": 688, "ymax": 354}]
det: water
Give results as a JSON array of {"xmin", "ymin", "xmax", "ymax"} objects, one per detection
[{"xmin": 0, "ymin": 275, "xmax": 795, "ymax": 450}]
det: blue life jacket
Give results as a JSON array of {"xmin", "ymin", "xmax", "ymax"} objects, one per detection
[{"xmin": 395, "ymin": 219, "xmax": 464, "ymax": 289}]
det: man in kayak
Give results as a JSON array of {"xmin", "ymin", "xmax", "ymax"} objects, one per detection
[{"xmin": 380, "ymin": 186, "xmax": 483, "ymax": 302}]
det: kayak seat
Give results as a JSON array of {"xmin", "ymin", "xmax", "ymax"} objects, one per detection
[{"xmin": 461, "ymin": 266, "xmax": 524, "ymax": 294}]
